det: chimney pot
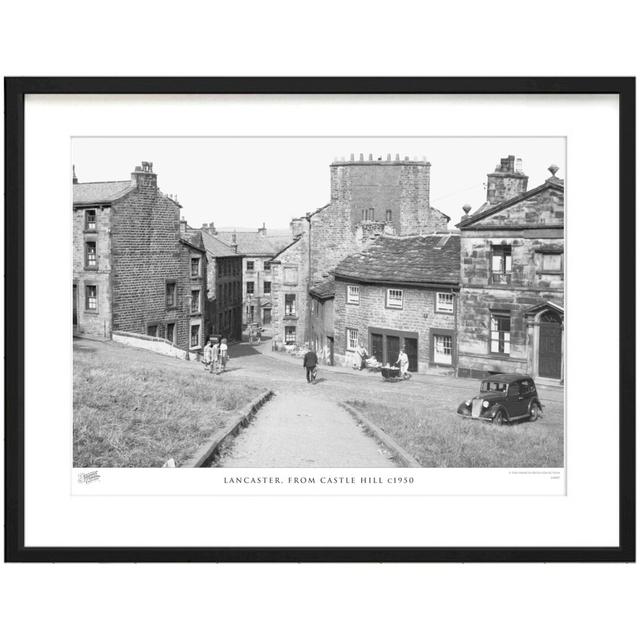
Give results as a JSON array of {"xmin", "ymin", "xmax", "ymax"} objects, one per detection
[
  {"xmin": 548, "ymin": 164, "xmax": 559, "ymax": 177},
  {"xmin": 462, "ymin": 204, "xmax": 472, "ymax": 214}
]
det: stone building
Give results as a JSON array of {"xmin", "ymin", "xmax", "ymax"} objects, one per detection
[
  {"xmin": 212, "ymin": 224, "xmax": 291, "ymax": 328},
  {"xmin": 309, "ymin": 277, "xmax": 336, "ymax": 364},
  {"xmin": 72, "ymin": 162, "xmax": 206, "ymax": 354},
  {"xmin": 271, "ymin": 154, "xmax": 450, "ymax": 348},
  {"xmin": 332, "ymin": 233, "xmax": 460, "ymax": 372},
  {"xmin": 456, "ymin": 156, "xmax": 564, "ymax": 383},
  {"xmin": 199, "ymin": 228, "xmax": 244, "ymax": 342}
]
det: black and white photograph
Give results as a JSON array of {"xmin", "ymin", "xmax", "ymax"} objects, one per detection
[{"xmin": 72, "ymin": 137, "xmax": 565, "ymax": 471}]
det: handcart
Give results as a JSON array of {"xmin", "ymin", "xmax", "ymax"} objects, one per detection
[{"xmin": 380, "ymin": 366, "xmax": 411, "ymax": 382}]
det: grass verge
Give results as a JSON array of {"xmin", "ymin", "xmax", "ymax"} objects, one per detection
[
  {"xmin": 74, "ymin": 343, "xmax": 266, "ymax": 467},
  {"xmin": 346, "ymin": 399, "xmax": 563, "ymax": 467}
]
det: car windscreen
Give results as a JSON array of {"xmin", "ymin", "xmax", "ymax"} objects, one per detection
[{"xmin": 481, "ymin": 381, "xmax": 507, "ymax": 392}]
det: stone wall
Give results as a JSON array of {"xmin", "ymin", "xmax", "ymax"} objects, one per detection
[
  {"xmin": 333, "ymin": 279, "xmax": 457, "ymax": 372},
  {"xmin": 73, "ymin": 205, "xmax": 113, "ymax": 338},
  {"xmin": 112, "ymin": 330, "xmax": 188, "ymax": 359},
  {"xmin": 271, "ymin": 235, "xmax": 309, "ymax": 347},
  {"xmin": 110, "ymin": 180, "xmax": 191, "ymax": 350}
]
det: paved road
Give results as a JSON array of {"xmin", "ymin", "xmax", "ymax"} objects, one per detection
[{"xmin": 214, "ymin": 391, "xmax": 396, "ymax": 468}]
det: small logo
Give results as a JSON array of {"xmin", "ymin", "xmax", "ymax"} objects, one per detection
[{"xmin": 78, "ymin": 470, "xmax": 101, "ymax": 484}]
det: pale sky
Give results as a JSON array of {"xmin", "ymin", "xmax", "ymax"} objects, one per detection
[{"xmin": 72, "ymin": 137, "xmax": 565, "ymax": 228}]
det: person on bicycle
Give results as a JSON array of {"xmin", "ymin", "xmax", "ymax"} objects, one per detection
[{"xmin": 303, "ymin": 348, "xmax": 318, "ymax": 384}]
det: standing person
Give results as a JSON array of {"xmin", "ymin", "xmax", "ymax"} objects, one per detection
[
  {"xmin": 356, "ymin": 342, "xmax": 368, "ymax": 370},
  {"xmin": 303, "ymin": 348, "xmax": 318, "ymax": 384},
  {"xmin": 203, "ymin": 337, "xmax": 215, "ymax": 373},
  {"xmin": 210, "ymin": 339, "xmax": 220, "ymax": 374},
  {"xmin": 395, "ymin": 348, "xmax": 410, "ymax": 379},
  {"xmin": 219, "ymin": 338, "xmax": 229, "ymax": 372}
]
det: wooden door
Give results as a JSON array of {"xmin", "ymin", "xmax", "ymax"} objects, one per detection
[
  {"xmin": 386, "ymin": 335, "xmax": 400, "ymax": 366},
  {"xmin": 370, "ymin": 333, "xmax": 383, "ymax": 363},
  {"xmin": 538, "ymin": 312, "xmax": 562, "ymax": 378},
  {"xmin": 403, "ymin": 337, "xmax": 418, "ymax": 372}
]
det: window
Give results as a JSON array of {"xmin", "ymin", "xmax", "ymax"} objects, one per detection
[
  {"xmin": 347, "ymin": 328, "xmax": 359, "ymax": 351},
  {"xmin": 540, "ymin": 252, "xmax": 563, "ymax": 273},
  {"xmin": 191, "ymin": 257, "xmax": 200, "ymax": 277},
  {"xmin": 284, "ymin": 266, "xmax": 298, "ymax": 285},
  {"xmin": 246, "ymin": 281, "xmax": 255, "ymax": 295},
  {"xmin": 490, "ymin": 313, "xmax": 511, "ymax": 355},
  {"xmin": 85, "ymin": 285, "xmax": 97, "ymax": 311},
  {"xmin": 147, "ymin": 324, "xmax": 159, "ymax": 337},
  {"xmin": 491, "ymin": 245, "xmax": 512, "ymax": 284},
  {"xmin": 284, "ymin": 294, "xmax": 296, "ymax": 316},
  {"xmin": 285, "ymin": 326, "xmax": 296, "ymax": 344},
  {"xmin": 361, "ymin": 208, "xmax": 374, "ymax": 221},
  {"xmin": 263, "ymin": 281, "xmax": 271, "ymax": 294},
  {"xmin": 436, "ymin": 292, "xmax": 454, "ymax": 314},
  {"xmin": 85, "ymin": 241, "xmax": 97, "ymax": 269},
  {"xmin": 190, "ymin": 323, "xmax": 201, "ymax": 348},
  {"xmin": 166, "ymin": 323, "xmax": 175, "ymax": 343},
  {"xmin": 386, "ymin": 288, "xmax": 403, "ymax": 309},
  {"xmin": 191, "ymin": 289, "xmax": 201, "ymax": 313},
  {"xmin": 166, "ymin": 281, "xmax": 176, "ymax": 308},
  {"xmin": 264, "ymin": 262, "xmax": 271, "ymax": 272},
  {"xmin": 347, "ymin": 285, "xmax": 360, "ymax": 304},
  {"xmin": 385, "ymin": 209, "xmax": 392, "ymax": 223},
  {"xmin": 246, "ymin": 260, "xmax": 255, "ymax": 272},
  {"xmin": 217, "ymin": 284, "xmax": 222, "ymax": 300},
  {"xmin": 85, "ymin": 209, "xmax": 96, "ymax": 231}
]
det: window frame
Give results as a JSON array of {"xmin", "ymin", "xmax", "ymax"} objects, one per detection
[
  {"xmin": 190, "ymin": 256, "xmax": 201, "ymax": 278},
  {"xmin": 490, "ymin": 244, "xmax": 512, "ymax": 284},
  {"xmin": 166, "ymin": 322, "xmax": 175, "ymax": 344},
  {"xmin": 246, "ymin": 281, "xmax": 255, "ymax": 295},
  {"xmin": 246, "ymin": 260, "xmax": 255, "ymax": 272},
  {"xmin": 346, "ymin": 328, "xmax": 359, "ymax": 352},
  {"xmin": 84, "ymin": 241, "xmax": 97, "ymax": 270},
  {"xmin": 263, "ymin": 280, "xmax": 271, "ymax": 295},
  {"xmin": 190, "ymin": 288, "xmax": 201, "ymax": 314},
  {"xmin": 435, "ymin": 291, "xmax": 454, "ymax": 314},
  {"xmin": 347, "ymin": 284, "xmax": 360, "ymax": 305},
  {"xmin": 165, "ymin": 280, "xmax": 177, "ymax": 309},
  {"xmin": 190, "ymin": 322, "xmax": 202, "ymax": 349},
  {"xmin": 85, "ymin": 209, "xmax": 97, "ymax": 232},
  {"xmin": 539, "ymin": 251, "xmax": 564, "ymax": 274},
  {"xmin": 84, "ymin": 284, "xmax": 98, "ymax": 312},
  {"xmin": 284, "ymin": 325, "xmax": 296, "ymax": 344},
  {"xmin": 489, "ymin": 312, "xmax": 511, "ymax": 356},
  {"xmin": 386, "ymin": 288, "xmax": 404, "ymax": 309},
  {"xmin": 284, "ymin": 293, "xmax": 296, "ymax": 316},
  {"xmin": 283, "ymin": 266, "xmax": 298, "ymax": 285}
]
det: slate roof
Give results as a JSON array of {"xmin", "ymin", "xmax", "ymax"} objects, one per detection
[
  {"xmin": 180, "ymin": 229, "xmax": 205, "ymax": 252},
  {"xmin": 200, "ymin": 230, "xmax": 243, "ymax": 258},
  {"xmin": 73, "ymin": 181, "xmax": 134, "ymax": 205},
  {"xmin": 309, "ymin": 277, "xmax": 336, "ymax": 299},
  {"xmin": 217, "ymin": 231, "xmax": 292, "ymax": 256},
  {"xmin": 333, "ymin": 234, "xmax": 460, "ymax": 286},
  {"xmin": 457, "ymin": 178, "xmax": 564, "ymax": 229}
]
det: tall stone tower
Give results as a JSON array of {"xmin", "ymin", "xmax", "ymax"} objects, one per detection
[{"xmin": 329, "ymin": 153, "xmax": 448, "ymax": 236}]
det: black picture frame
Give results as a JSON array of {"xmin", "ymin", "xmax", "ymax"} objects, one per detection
[{"xmin": 4, "ymin": 77, "xmax": 635, "ymax": 563}]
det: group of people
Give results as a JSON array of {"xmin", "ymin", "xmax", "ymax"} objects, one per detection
[
  {"xmin": 355, "ymin": 342, "xmax": 410, "ymax": 378},
  {"xmin": 202, "ymin": 336, "xmax": 229, "ymax": 374}
]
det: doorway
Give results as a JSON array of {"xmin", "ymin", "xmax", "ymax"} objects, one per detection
[{"xmin": 538, "ymin": 310, "xmax": 562, "ymax": 378}]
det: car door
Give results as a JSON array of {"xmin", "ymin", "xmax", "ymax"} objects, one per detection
[{"xmin": 506, "ymin": 382, "xmax": 529, "ymax": 418}]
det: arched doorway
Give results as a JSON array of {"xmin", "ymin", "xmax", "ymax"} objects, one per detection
[{"xmin": 538, "ymin": 310, "xmax": 562, "ymax": 379}]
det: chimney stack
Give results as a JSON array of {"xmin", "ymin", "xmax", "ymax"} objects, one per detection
[
  {"xmin": 258, "ymin": 222, "xmax": 267, "ymax": 237},
  {"xmin": 72, "ymin": 165, "xmax": 78, "ymax": 184},
  {"xmin": 131, "ymin": 161, "xmax": 157, "ymax": 191},
  {"xmin": 290, "ymin": 217, "xmax": 306, "ymax": 239},
  {"xmin": 231, "ymin": 231, "xmax": 238, "ymax": 253},
  {"xmin": 180, "ymin": 217, "xmax": 187, "ymax": 234},
  {"xmin": 486, "ymin": 155, "xmax": 528, "ymax": 205}
]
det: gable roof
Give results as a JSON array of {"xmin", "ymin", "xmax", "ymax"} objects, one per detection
[
  {"xmin": 216, "ymin": 231, "xmax": 291, "ymax": 256},
  {"xmin": 73, "ymin": 180, "xmax": 135, "ymax": 205},
  {"xmin": 333, "ymin": 233, "xmax": 460, "ymax": 286},
  {"xmin": 457, "ymin": 178, "xmax": 564, "ymax": 229},
  {"xmin": 180, "ymin": 229, "xmax": 205, "ymax": 252},
  {"xmin": 200, "ymin": 230, "xmax": 243, "ymax": 258},
  {"xmin": 309, "ymin": 277, "xmax": 336, "ymax": 300}
]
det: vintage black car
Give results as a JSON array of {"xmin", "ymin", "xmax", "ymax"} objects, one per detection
[{"xmin": 457, "ymin": 374, "xmax": 543, "ymax": 425}]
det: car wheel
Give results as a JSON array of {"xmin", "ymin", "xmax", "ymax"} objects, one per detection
[
  {"xmin": 493, "ymin": 410, "xmax": 506, "ymax": 426},
  {"xmin": 529, "ymin": 403, "xmax": 541, "ymax": 422}
]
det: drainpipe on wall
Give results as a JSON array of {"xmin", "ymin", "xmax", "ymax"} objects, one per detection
[{"xmin": 305, "ymin": 212, "xmax": 312, "ymax": 345}]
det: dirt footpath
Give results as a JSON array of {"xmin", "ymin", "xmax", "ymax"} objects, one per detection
[{"xmin": 215, "ymin": 391, "xmax": 397, "ymax": 468}]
